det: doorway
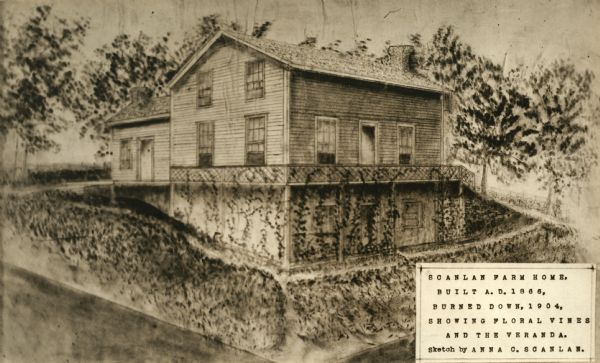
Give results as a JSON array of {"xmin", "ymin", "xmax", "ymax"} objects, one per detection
[
  {"xmin": 139, "ymin": 138, "xmax": 154, "ymax": 181},
  {"xmin": 360, "ymin": 123, "xmax": 377, "ymax": 164}
]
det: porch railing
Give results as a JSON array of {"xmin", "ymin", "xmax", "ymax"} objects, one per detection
[{"xmin": 171, "ymin": 164, "xmax": 475, "ymax": 188}]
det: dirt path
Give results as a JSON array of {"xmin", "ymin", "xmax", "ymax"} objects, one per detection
[{"xmin": 1, "ymin": 263, "xmax": 271, "ymax": 363}]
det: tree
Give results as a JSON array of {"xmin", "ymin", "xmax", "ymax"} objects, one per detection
[
  {"xmin": 409, "ymin": 26, "xmax": 477, "ymax": 163},
  {"xmin": 0, "ymin": 5, "xmax": 89, "ymax": 161},
  {"xmin": 175, "ymin": 14, "xmax": 272, "ymax": 63},
  {"xmin": 409, "ymin": 26, "xmax": 476, "ymax": 94},
  {"xmin": 79, "ymin": 32, "xmax": 179, "ymax": 155},
  {"xmin": 453, "ymin": 56, "xmax": 535, "ymax": 194},
  {"xmin": 525, "ymin": 60, "xmax": 595, "ymax": 211}
]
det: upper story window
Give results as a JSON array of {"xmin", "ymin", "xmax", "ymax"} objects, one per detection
[
  {"xmin": 197, "ymin": 71, "xmax": 213, "ymax": 107},
  {"xmin": 197, "ymin": 121, "xmax": 214, "ymax": 167},
  {"xmin": 398, "ymin": 124, "xmax": 415, "ymax": 165},
  {"xmin": 316, "ymin": 117, "xmax": 337, "ymax": 164},
  {"xmin": 245, "ymin": 60, "xmax": 265, "ymax": 100},
  {"xmin": 119, "ymin": 139, "xmax": 132, "ymax": 170},
  {"xmin": 246, "ymin": 114, "xmax": 266, "ymax": 165}
]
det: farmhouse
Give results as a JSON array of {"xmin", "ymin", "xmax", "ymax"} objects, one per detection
[{"xmin": 107, "ymin": 30, "xmax": 475, "ymax": 268}]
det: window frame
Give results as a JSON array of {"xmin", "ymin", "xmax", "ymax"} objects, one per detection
[
  {"xmin": 245, "ymin": 113, "xmax": 267, "ymax": 166},
  {"xmin": 245, "ymin": 60, "xmax": 265, "ymax": 101},
  {"xmin": 316, "ymin": 201, "xmax": 338, "ymax": 237},
  {"xmin": 402, "ymin": 200, "xmax": 423, "ymax": 229},
  {"xmin": 196, "ymin": 70, "xmax": 213, "ymax": 108},
  {"xmin": 119, "ymin": 138, "xmax": 133, "ymax": 170},
  {"xmin": 358, "ymin": 120, "xmax": 379, "ymax": 165},
  {"xmin": 314, "ymin": 116, "xmax": 338, "ymax": 165},
  {"xmin": 197, "ymin": 121, "xmax": 215, "ymax": 167},
  {"xmin": 397, "ymin": 123, "xmax": 416, "ymax": 166}
]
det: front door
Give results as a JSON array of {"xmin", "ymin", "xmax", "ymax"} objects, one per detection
[
  {"xmin": 360, "ymin": 124, "xmax": 376, "ymax": 164},
  {"xmin": 139, "ymin": 139, "xmax": 153, "ymax": 181}
]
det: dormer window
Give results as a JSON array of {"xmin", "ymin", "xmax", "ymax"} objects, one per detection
[
  {"xmin": 245, "ymin": 60, "xmax": 265, "ymax": 100},
  {"xmin": 197, "ymin": 71, "xmax": 212, "ymax": 107}
]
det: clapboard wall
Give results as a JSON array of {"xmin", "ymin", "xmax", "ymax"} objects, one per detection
[
  {"xmin": 111, "ymin": 120, "xmax": 170, "ymax": 181},
  {"xmin": 170, "ymin": 39, "xmax": 285, "ymax": 167},
  {"xmin": 289, "ymin": 71, "xmax": 442, "ymax": 165}
]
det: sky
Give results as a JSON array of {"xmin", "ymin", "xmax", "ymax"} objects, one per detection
[{"xmin": 3, "ymin": 0, "xmax": 600, "ymax": 168}]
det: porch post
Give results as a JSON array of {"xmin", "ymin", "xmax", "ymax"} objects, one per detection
[
  {"xmin": 283, "ymin": 184, "xmax": 292, "ymax": 269},
  {"xmin": 337, "ymin": 185, "xmax": 345, "ymax": 263}
]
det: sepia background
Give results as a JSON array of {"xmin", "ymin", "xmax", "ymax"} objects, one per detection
[{"xmin": 2, "ymin": 0, "xmax": 600, "ymax": 362}]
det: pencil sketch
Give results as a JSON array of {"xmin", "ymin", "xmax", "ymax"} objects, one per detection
[{"xmin": 1, "ymin": 1, "xmax": 598, "ymax": 362}]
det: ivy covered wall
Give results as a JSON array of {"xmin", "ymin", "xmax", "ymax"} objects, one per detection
[
  {"xmin": 172, "ymin": 183, "xmax": 287, "ymax": 262},
  {"xmin": 170, "ymin": 179, "xmax": 468, "ymax": 266},
  {"xmin": 289, "ymin": 182, "xmax": 466, "ymax": 264}
]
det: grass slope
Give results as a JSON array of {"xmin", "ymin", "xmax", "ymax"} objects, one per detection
[{"xmin": 3, "ymin": 190, "xmax": 286, "ymax": 352}]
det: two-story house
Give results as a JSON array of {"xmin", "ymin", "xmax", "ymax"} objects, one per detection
[{"xmin": 107, "ymin": 30, "xmax": 475, "ymax": 268}]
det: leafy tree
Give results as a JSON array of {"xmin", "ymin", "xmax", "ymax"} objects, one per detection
[
  {"xmin": 409, "ymin": 26, "xmax": 476, "ymax": 93},
  {"xmin": 79, "ymin": 32, "xmax": 179, "ymax": 155},
  {"xmin": 453, "ymin": 56, "xmax": 534, "ymax": 194},
  {"xmin": 0, "ymin": 5, "xmax": 89, "ymax": 158},
  {"xmin": 175, "ymin": 14, "xmax": 272, "ymax": 63},
  {"xmin": 409, "ymin": 26, "xmax": 477, "ymax": 163},
  {"xmin": 524, "ymin": 60, "xmax": 595, "ymax": 210}
]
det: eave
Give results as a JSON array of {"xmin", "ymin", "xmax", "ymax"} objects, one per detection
[{"xmin": 107, "ymin": 113, "xmax": 170, "ymax": 128}]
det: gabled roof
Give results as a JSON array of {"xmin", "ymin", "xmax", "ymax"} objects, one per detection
[
  {"xmin": 107, "ymin": 96, "xmax": 170, "ymax": 127},
  {"xmin": 168, "ymin": 30, "xmax": 444, "ymax": 93}
]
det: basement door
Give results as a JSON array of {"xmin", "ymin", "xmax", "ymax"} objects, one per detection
[
  {"xmin": 139, "ymin": 138, "xmax": 154, "ymax": 181},
  {"xmin": 360, "ymin": 123, "xmax": 377, "ymax": 164}
]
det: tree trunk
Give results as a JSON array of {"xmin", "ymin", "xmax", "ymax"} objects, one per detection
[
  {"xmin": 22, "ymin": 146, "xmax": 28, "ymax": 181},
  {"xmin": 13, "ymin": 135, "xmax": 19, "ymax": 180},
  {"xmin": 545, "ymin": 179, "xmax": 554, "ymax": 214},
  {"xmin": 480, "ymin": 158, "xmax": 488, "ymax": 195}
]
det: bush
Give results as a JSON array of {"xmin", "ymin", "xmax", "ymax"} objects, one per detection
[
  {"xmin": 34, "ymin": 166, "xmax": 110, "ymax": 183},
  {"xmin": 3, "ymin": 191, "xmax": 286, "ymax": 351}
]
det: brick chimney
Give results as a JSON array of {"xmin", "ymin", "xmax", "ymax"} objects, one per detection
[
  {"xmin": 129, "ymin": 86, "xmax": 152, "ymax": 104},
  {"xmin": 382, "ymin": 45, "xmax": 416, "ymax": 73}
]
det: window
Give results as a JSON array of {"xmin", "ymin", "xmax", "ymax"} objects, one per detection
[
  {"xmin": 402, "ymin": 201, "xmax": 422, "ymax": 228},
  {"xmin": 197, "ymin": 122, "xmax": 214, "ymax": 167},
  {"xmin": 196, "ymin": 71, "xmax": 213, "ymax": 107},
  {"xmin": 245, "ymin": 60, "xmax": 265, "ymax": 100},
  {"xmin": 398, "ymin": 125, "xmax": 414, "ymax": 165},
  {"xmin": 119, "ymin": 139, "xmax": 132, "ymax": 170},
  {"xmin": 246, "ymin": 115, "xmax": 266, "ymax": 165},
  {"xmin": 319, "ymin": 203, "xmax": 338, "ymax": 235},
  {"xmin": 316, "ymin": 117, "xmax": 337, "ymax": 164},
  {"xmin": 360, "ymin": 201, "xmax": 377, "ymax": 245}
]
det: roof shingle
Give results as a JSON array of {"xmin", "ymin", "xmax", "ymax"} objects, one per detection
[
  {"xmin": 224, "ymin": 31, "xmax": 442, "ymax": 92},
  {"xmin": 108, "ymin": 96, "xmax": 170, "ymax": 125}
]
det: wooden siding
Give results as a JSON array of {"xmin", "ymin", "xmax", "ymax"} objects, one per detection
[
  {"xmin": 289, "ymin": 71, "xmax": 442, "ymax": 165},
  {"xmin": 111, "ymin": 121, "xmax": 170, "ymax": 181},
  {"xmin": 171, "ymin": 39, "xmax": 285, "ymax": 167}
]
